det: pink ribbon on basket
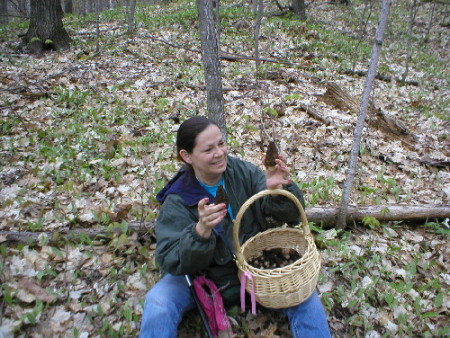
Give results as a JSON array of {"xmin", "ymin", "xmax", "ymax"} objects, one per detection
[{"xmin": 240, "ymin": 272, "xmax": 257, "ymax": 315}]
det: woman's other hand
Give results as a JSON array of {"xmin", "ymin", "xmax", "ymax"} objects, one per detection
[
  {"xmin": 195, "ymin": 198, "xmax": 227, "ymax": 238},
  {"xmin": 265, "ymin": 155, "xmax": 292, "ymax": 190}
]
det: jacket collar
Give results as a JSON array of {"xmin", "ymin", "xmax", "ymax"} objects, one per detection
[{"xmin": 156, "ymin": 166, "xmax": 213, "ymax": 206}]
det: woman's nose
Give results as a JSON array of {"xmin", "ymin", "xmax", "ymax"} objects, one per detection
[{"xmin": 214, "ymin": 147, "xmax": 225, "ymax": 157}]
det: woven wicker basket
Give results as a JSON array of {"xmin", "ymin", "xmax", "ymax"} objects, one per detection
[{"xmin": 233, "ymin": 189, "xmax": 321, "ymax": 309}]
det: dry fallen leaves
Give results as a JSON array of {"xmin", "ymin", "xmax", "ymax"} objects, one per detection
[{"xmin": 0, "ymin": 1, "xmax": 448, "ymax": 337}]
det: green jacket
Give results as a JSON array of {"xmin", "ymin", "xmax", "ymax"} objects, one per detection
[{"xmin": 155, "ymin": 156, "xmax": 304, "ymax": 302}]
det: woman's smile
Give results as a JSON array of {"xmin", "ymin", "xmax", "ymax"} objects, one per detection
[{"xmin": 211, "ymin": 158, "xmax": 226, "ymax": 168}]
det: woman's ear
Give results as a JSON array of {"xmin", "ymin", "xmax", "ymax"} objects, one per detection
[{"xmin": 179, "ymin": 150, "xmax": 192, "ymax": 164}]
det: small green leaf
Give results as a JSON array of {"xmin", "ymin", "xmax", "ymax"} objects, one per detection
[
  {"xmin": 434, "ymin": 292, "xmax": 444, "ymax": 308},
  {"xmin": 383, "ymin": 292, "xmax": 395, "ymax": 306},
  {"xmin": 362, "ymin": 216, "xmax": 380, "ymax": 229},
  {"xmin": 51, "ymin": 246, "xmax": 64, "ymax": 257},
  {"xmin": 2, "ymin": 285, "xmax": 13, "ymax": 305},
  {"xmin": 421, "ymin": 311, "xmax": 439, "ymax": 319},
  {"xmin": 37, "ymin": 270, "xmax": 45, "ymax": 280}
]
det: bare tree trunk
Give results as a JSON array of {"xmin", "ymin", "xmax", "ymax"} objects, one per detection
[
  {"xmin": 197, "ymin": 0, "xmax": 227, "ymax": 136},
  {"xmin": 254, "ymin": 0, "xmax": 263, "ymax": 73},
  {"xmin": 214, "ymin": 0, "xmax": 220, "ymax": 38},
  {"xmin": 95, "ymin": 0, "xmax": 100, "ymax": 53},
  {"xmin": 423, "ymin": 1, "xmax": 436, "ymax": 42},
  {"xmin": 18, "ymin": 0, "xmax": 31, "ymax": 16},
  {"xmin": 291, "ymin": 0, "xmax": 306, "ymax": 20},
  {"xmin": 402, "ymin": 0, "xmax": 418, "ymax": 82},
  {"xmin": 81, "ymin": 0, "xmax": 87, "ymax": 15},
  {"xmin": 0, "ymin": 0, "xmax": 8, "ymax": 24},
  {"xmin": 64, "ymin": 0, "xmax": 73, "ymax": 13},
  {"xmin": 87, "ymin": 0, "xmax": 93, "ymax": 14},
  {"xmin": 350, "ymin": 0, "xmax": 374, "ymax": 72},
  {"xmin": 127, "ymin": 0, "xmax": 137, "ymax": 34},
  {"xmin": 336, "ymin": 0, "xmax": 392, "ymax": 229},
  {"xmin": 252, "ymin": 0, "xmax": 257, "ymax": 14},
  {"xmin": 22, "ymin": 0, "xmax": 71, "ymax": 54}
]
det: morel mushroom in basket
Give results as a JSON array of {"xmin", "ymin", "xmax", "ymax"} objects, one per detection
[{"xmin": 248, "ymin": 248, "xmax": 302, "ymax": 269}]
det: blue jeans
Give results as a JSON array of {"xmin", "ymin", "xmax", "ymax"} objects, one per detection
[{"xmin": 139, "ymin": 274, "xmax": 331, "ymax": 338}]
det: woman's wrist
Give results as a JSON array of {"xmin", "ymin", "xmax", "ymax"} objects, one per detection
[
  {"xmin": 266, "ymin": 176, "xmax": 284, "ymax": 190},
  {"xmin": 195, "ymin": 222, "xmax": 212, "ymax": 238},
  {"xmin": 267, "ymin": 183, "xmax": 283, "ymax": 190}
]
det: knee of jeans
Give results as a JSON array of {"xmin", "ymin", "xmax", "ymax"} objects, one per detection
[
  {"xmin": 145, "ymin": 289, "xmax": 164, "ymax": 307},
  {"xmin": 144, "ymin": 289, "xmax": 178, "ymax": 314}
]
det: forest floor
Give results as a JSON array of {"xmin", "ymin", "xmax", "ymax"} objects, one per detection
[{"xmin": 0, "ymin": 0, "xmax": 449, "ymax": 337}]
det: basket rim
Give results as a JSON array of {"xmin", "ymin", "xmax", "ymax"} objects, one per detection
[{"xmin": 233, "ymin": 189, "xmax": 310, "ymax": 267}]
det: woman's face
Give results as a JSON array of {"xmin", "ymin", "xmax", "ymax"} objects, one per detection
[{"xmin": 180, "ymin": 124, "xmax": 228, "ymax": 183}]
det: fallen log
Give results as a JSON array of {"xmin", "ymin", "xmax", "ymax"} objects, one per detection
[
  {"xmin": 1, "ymin": 204, "xmax": 448, "ymax": 244},
  {"xmin": 0, "ymin": 222, "xmax": 155, "ymax": 245},
  {"xmin": 320, "ymin": 82, "xmax": 418, "ymax": 150},
  {"xmin": 342, "ymin": 69, "xmax": 419, "ymax": 87},
  {"xmin": 307, "ymin": 204, "xmax": 450, "ymax": 227},
  {"xmin": 297, "ymin": 103, "xmax": 331, "ymax": 126}
]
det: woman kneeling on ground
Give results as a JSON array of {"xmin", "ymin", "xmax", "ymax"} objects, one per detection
[{"xmin": 139, "ymin": 116, "xmax": 331, "ymax": 338}]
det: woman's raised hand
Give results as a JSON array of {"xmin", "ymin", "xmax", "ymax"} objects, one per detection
[
  {"xmin": 265, "ymin": 155, "xmax": 292, "ymax": 190},
  {"xmin": 195, "ymin": 198, "xmax": 227, "ymax": 238}
]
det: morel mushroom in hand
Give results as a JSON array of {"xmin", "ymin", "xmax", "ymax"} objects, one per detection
[
  {"xmin": 264, "ymin": 141, "xmax": 279, "ymax": 170},
  {"xmin": 215, "ymin": 185, "xmax": 229, "ymax": 205}
]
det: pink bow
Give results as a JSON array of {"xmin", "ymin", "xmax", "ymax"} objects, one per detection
[{"xmin": 240, "ymin": 272, "xmax": 257, "ymax": 315}]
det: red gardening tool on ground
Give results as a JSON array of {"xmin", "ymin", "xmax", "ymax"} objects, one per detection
[{"xmin": 186, "ymin": 275, "xmax": 234, "ymax": 338}]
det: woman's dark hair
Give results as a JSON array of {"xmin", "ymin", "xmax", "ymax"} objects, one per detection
[{"xmin": 176, "ymin": 116, "xmax": 218, "ymax": 161}]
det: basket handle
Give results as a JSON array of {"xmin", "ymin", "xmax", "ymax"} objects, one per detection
[{"xmin": 232, "ymin": 189, "xmax": 309, "ymax": 261}]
